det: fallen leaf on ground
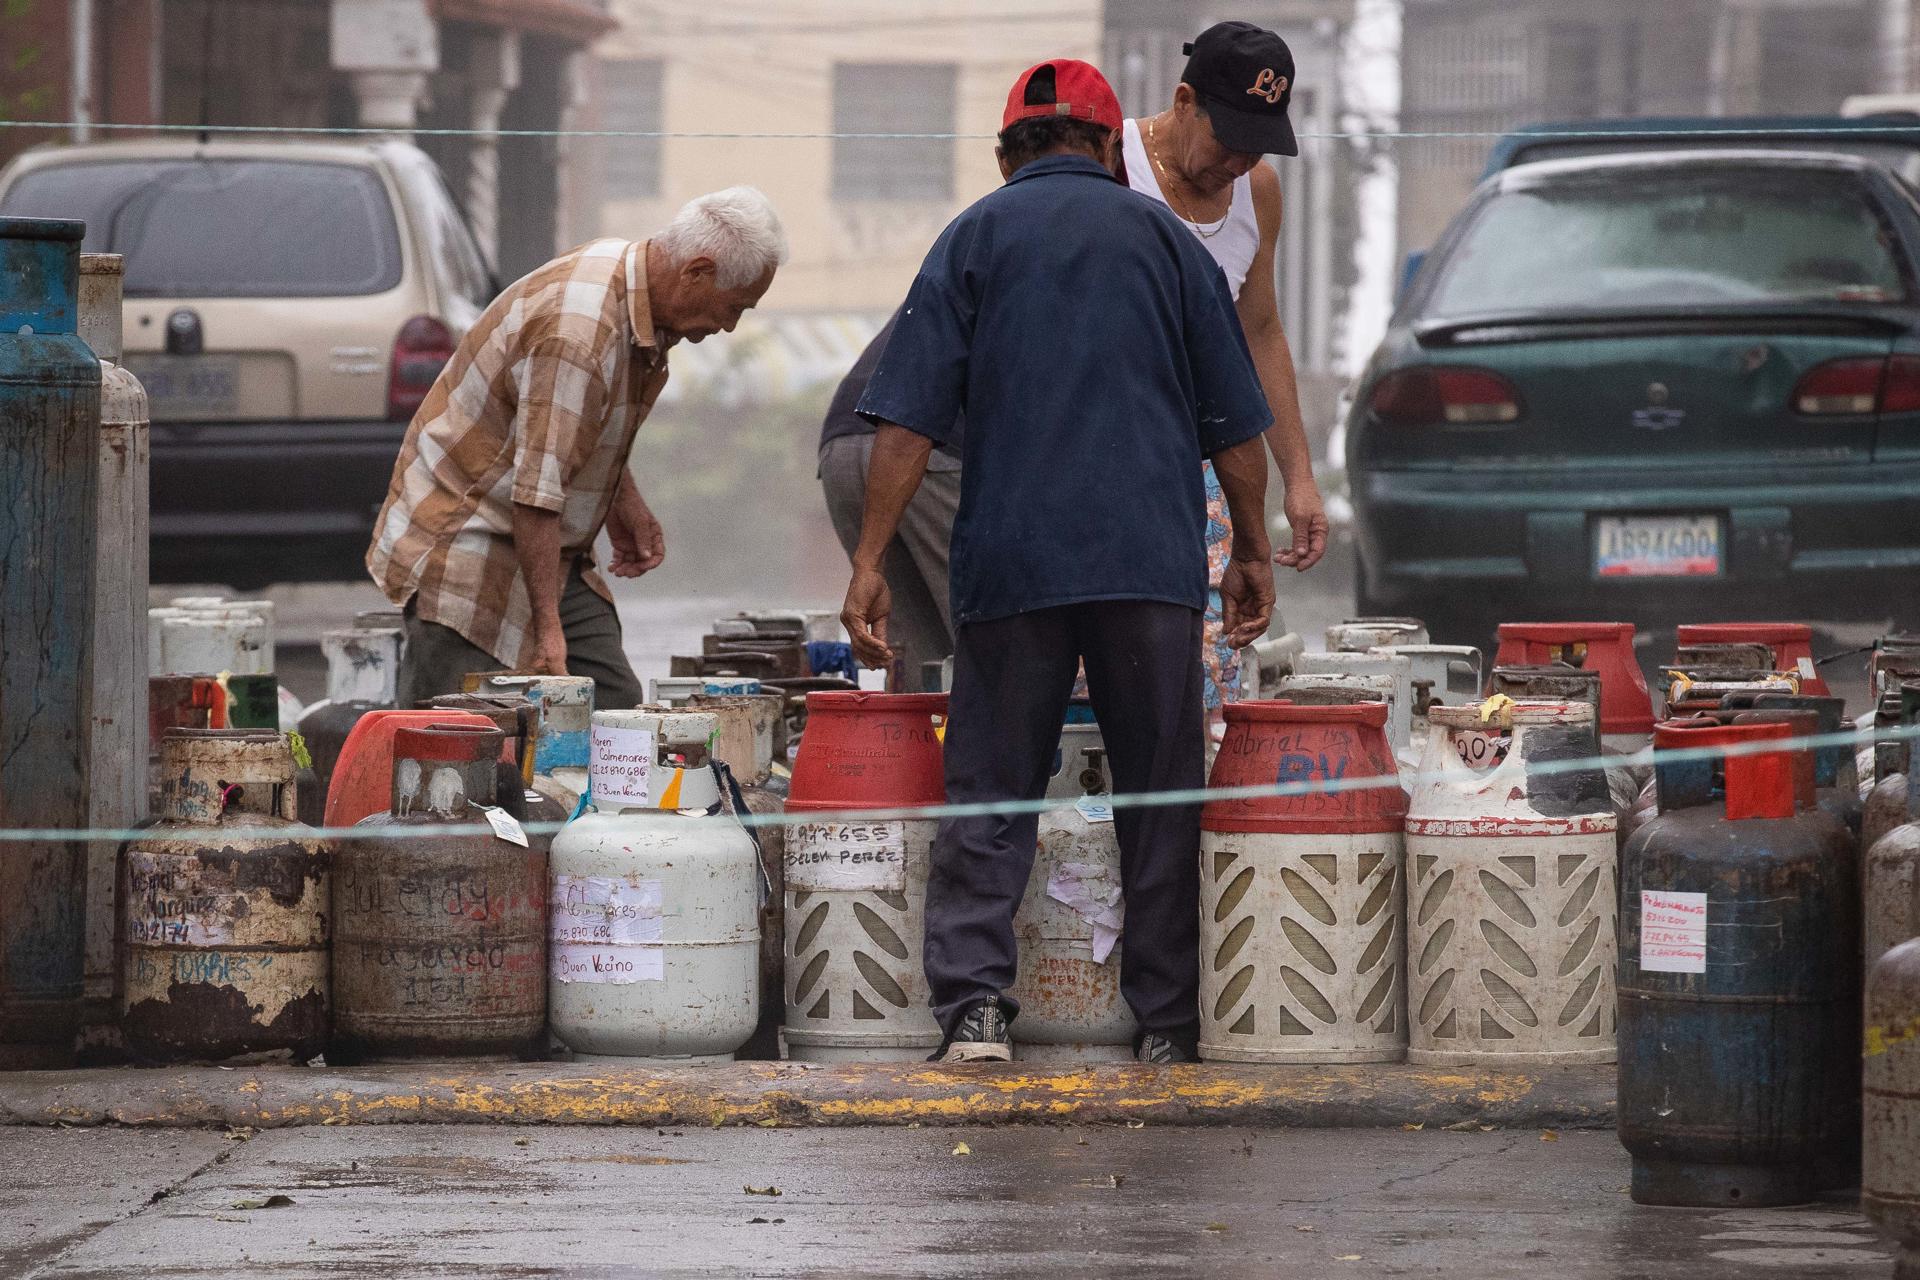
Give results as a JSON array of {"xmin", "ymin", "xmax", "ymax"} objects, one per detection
[
  {"xmin": 1125, "ymin": 1120, "xmax": 1146, "ymax": 1129},
  {"xmin": 1440, "ymin": 1120, "xmax": 1477, "ymax": 1132},
  {"xmin": 744, "ymin": 1185, "xmax": 782, "ymax": 1197},
  {"xmin": 1294, "ymin": 1225, "xmax": 1317, "ymax": 1233},
  {"xmin": 1540, "ymin": 1130, "xmax": 1560, "ymax": 1142},
  {"xmin": 320, "ymin": 1115, "xmax": 349, "ymax": 1126},
  {"xmin": 224, "ymin": 1127, "xmax": 255, "ymax": 1142},
  {"xmin": 1478, "ymin": 1125, "xmax": 1496, "ymax": 1132},
  {"xmin": 951, "ymin": 1142, "xmax": 972, "ymax": 1156},
  {"xmin": 1400, "ymin": 1122, "xmax": 1424, "ymax": 1131},
  {"xmin": 1205, "ymin": 1223, "xmax": 1228, "ymax": 1233},
  {"xmin": 513, "ymin": 1138, "xmax": 530, "ymax": 1147},
  {"xmin": 230, "ymin": 1195, "xmax": 293, "ymax": 1210},
  {"xmin": 212, "ymin": 1214, "xmax": 249, "ymax": 1223},
  {"xmin": 755, "ymin": 1119, "xmax": 781, "ymax": 1128},
  {"xmin": 1076, "ymin": 1136, "xmax": 1089, "ymax": 1146},
  {"xmin": 1336, "ymin": 1255, "xmax": 1363, "ymax": 1262}
]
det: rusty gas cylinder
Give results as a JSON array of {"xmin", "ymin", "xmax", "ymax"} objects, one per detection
[
  {"xmin": 120, "ymin": 729, "xmax": 329, "ymax": 1062},
  {"xmin": 1865, "ymin": 936, "xmax": 1920, "ymax": 1277},
  {"xmin": 332, "ymin": 724, "xmax": 547, "ymax": 1060},
  {"xmin": 1619, "ymin": 719, "xmax": 1857, "ymax": 1206}
]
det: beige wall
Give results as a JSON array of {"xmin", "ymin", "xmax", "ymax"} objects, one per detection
[{"xmin": 595, "ymin": 1, "xmax": 1099, "ymax": 312}]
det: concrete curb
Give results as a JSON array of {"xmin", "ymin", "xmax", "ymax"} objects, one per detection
[{"xmin": 0, "ymin": 1061, "xmax": 1616, "ymax": 1131}]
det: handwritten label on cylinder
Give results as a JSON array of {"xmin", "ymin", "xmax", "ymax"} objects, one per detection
[
  {"xmin": 125, "ymin": 851, "xmax": 237, "ymax": 946},
  {"xmin": 786, "ymin": 820, "xmax": 908, "ymax": 891},
  {"xmin": 590, "ymin": 725, "xmax": 656, "ymax": 806},
  {"xmin": 1640, "ymin": 890, "xmax": 1708, "ymax": 974},
  {"xmin": 550, "ymin": 943, "xmax": 664, "ymax": 984}
]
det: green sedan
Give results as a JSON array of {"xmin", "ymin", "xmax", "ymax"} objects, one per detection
[{"xmin": 1348, "ymin": 148, "xmax": 1920, "ymax": 638}]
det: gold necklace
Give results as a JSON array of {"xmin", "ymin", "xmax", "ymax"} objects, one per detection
[{"xmin": 1147, "ymin": 115, "xmax": 1230, "ymax": 239}]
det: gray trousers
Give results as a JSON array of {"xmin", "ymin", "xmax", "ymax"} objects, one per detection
[
  {"xmin": 395, "ymin": 561, "xmax": 644, "ymax": 710},
  {"xmin": 819, "ymin": 433, "xmax": 960, "ymax": 687}
]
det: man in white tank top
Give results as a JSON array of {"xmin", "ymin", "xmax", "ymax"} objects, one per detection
[{"xmin": 1121, "ymin": 22, "xmax": 1328, "ymax": 718}]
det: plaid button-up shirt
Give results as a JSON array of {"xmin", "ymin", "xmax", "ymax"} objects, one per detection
[{"xmin": 367, "ymin": 238, "xmax": 671, "ymax": 666}]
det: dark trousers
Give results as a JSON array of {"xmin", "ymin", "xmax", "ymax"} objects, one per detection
[
  {"xmin": 395, "ymin": 562, "xmax": 644, "ymax": 710},
  {"xmin": 925, "ymin": 599, "xmax": 1205, "ymax": 1051}
]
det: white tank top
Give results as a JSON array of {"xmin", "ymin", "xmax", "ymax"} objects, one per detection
[{"xmin": 1122, "ymin": 117, "xmax": 1261, "ymax": 300}]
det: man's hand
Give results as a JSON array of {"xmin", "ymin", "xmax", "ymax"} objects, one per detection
[
  {"xmin": 842, "ymin": 565, "xmax": 894, "ymax": 668},
  {"xmin": 1274, "ymin": 481, "xmax": 1329, "ymax": 572},
  {"xmin": 529, "ymin": 617, "xmax": 569, "ymax": 676},
  {"xmin": 607, "ymin": 499, "xmax": 665, "ymax": 578},
  {"xmin": 1219, "ymin": 554, "xmax": 1276, "ymax": 649}
]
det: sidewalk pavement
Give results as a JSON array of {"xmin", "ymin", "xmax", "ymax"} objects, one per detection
[{"xmin": 0, "ymin": 1059, "xmax": 1614, "ymax": 1131}]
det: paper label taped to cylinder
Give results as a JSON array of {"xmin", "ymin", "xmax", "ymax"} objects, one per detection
[
  {"xmin": 590, "ymin": 725, "xmax": 656, "ymax": 805},
  {"xmin": 1640, "ymin": 889, "xmax": 1708, "ymax": 973},
  {"xmin": 786, "ymin": 820, "xmax": 908, "ymax": 891},
  {"xmin": 551, "ymin": 875, "xmax": 663, "ymax": 945},
  {"xmin": 550, "ymin": 943, "xmax": 664, "ymax": 984}
]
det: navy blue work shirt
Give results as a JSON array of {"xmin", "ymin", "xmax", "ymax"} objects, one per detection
[{"xmin": 855, "ymin": 152, "xmax": 1272, "ymax": 626}]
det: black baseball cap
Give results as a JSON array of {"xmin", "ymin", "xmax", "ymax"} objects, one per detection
[{"xmin": 1181, "ymin": 21, "xmax": 1298, "ymax": 157}]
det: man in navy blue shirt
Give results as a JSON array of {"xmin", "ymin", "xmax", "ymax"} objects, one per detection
[{"xmin": 842, "ymin": 59, "xmax": 1276, "ymax": 1064}]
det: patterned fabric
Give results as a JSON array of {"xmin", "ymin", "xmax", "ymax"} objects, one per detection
[
  {"xmin": 1200, "ymin": 459, "xmax": 1243, "ymax": 709},
  {"xmin": 367, "ymin": 238, "xmax": 670, "ymax": 667}
]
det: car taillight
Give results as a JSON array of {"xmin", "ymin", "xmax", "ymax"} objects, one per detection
[
  {"xmin": 1792, "ymin": 355, "xmax": 1920, "ymax": 416},
  {"xmin": 387, "ymin": 316, "xmax": 455, "ymax": 422},
  {"xmin": 1368, "ymin": 366, "xmax": 1522, "ymax": 427}
]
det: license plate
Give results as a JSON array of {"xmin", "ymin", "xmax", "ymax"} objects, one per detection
[
  {"xmin": 124, "ymin": 355, "xmax": 240, "ymax": 419},
  {"xmin": 1594, "ymin": 515, "xmax": 1723, "ymax": 578}
]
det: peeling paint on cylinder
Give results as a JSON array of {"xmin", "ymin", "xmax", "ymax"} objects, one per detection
[
  {"xmin": 334, "ymin": 724, "xmax": 547, "ymax": 1061},
  {"xmin": 120, "ymin": 729, "xmax": 329, "ymax": 1062}
]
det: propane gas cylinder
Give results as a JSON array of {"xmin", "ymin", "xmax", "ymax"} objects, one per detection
[
  {"xmin": 323, "ymin": 708, "xmax": 495, "ymax": 828},
  {"xmin": 548, "ymin": 709, "xmax": 761, "ymax": 1061},
  {"xmin": 690, "ymin": 691, "xmax": 789, "ymax": 1059},
  {"xmin": 1493, "ymin": 623, "xmax": 1655, "ymax": 758},
  {"xmin": 1327, "ymin": 617, "xmax": 1427, "ymax": 652},
  {"xmin": 1200, "ymin": 701, "xmax": 1408, "ymax": 1063},
  {"xmin": 297, "ymin": 624, "xmax": 404, "ymax": 825},
  {"xmin": 467, "ymin": 672, "xmax": 594, "ymax": 810},
  {"xmin": 1619, "ymin": 719, "xmax": 1858, "ymax": 1207},
  {"xmin": 1406, "ymin": 700, "xmax": 1618, "ymax": 1066},
  {"xmin": 332, "ymin": 724, "xmax": 547, "ymax": 1060},
  {"xmin": 1008, "ymin": 722, "xmax": 1134, "ymax": 1062},
  {"xmin": 121, "ymin": 729, "xmax": 329, "ymax": 1061},
  {"xmin": 783, "ymin": 692, "xmax": 946, "ymax": 1062},
  {"xmin": 1864, "ymin": 681, "xmax": 1920, "ymax": 859},
  {"xmin": 1869, "ymin": 735, "xmax": 1920, "ymax": 974},
  {"xmin": 1865, "ymin": 937, "xmax": 1920, "ymax": 1276},
  {"xmin": 421, "ymin": 692, "xmax": 571, "ymax": 835}
]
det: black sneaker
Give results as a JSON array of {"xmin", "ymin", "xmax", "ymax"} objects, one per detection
[
  {"xmin": 936, "ymin": 996, "xmax": 1012, "ymax": 1063},
  {"xmin": 1136, "ymin": 1033, "xmax": 1193, "ymax": 1064}
]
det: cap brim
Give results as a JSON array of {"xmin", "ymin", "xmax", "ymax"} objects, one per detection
[{"xmin": 1201, "ymin": 95, "xmax": 1298, "ymax": 157}]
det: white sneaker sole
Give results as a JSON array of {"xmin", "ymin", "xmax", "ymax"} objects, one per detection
[{"xmin": 939, "ymin": 1041, "xmax": 1012, "ymax": 1063}]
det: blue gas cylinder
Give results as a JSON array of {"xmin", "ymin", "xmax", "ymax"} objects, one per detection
[
  {"xmin": 1618, "ymin": 717, "xmax": 1859, "ymax": 1206},
  {"xmin": 0, "ymin": 217, "xmax": 101, "ymax": 1068}
]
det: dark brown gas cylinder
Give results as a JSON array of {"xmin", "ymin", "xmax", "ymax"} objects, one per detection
[
  {"xmin": 332, "ymin": 724, "xmax": 547, "ymax": 1060},
  {"xmin": 120, "ymin": 729, "xmax": 329, "ymax": 1061},
  {"xmin": 1618, "ymin": 719, "xmax": 1858, "ymax": 1206},
  {"xmin": 1864, "ymin": 936, "xmax": 1920, "ymax": 1278}
]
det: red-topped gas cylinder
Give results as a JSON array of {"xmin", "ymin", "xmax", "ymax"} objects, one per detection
[
  {"xmin": 783, "ymin": 692, "xmax": 946, "ymax": 1061},
  {"xmin": 1676, "ymin": 623, "xmax": 1827, "ymax": 696},
  {"xmin": 1199, "ymin": 702, "xmax": 1409, "ymax": 1063},
  {"xmin": 1494, "ymin": 622, "xmax": 1655, "ymax": 751},
  {"xmin": 1619, "ymin": 719, "xmax": 1858, "ymax": 1206},
  {"xmin": 322, "ymin": 708, "xmax": 494, "ymax": 829}
]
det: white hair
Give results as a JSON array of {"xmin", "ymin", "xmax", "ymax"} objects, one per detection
[{"xmin": 653, "ymin": 186, "xmax": 789, "ymax": 289}]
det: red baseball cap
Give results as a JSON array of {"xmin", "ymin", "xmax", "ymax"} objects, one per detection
[{"xmin": 1003, "ymin": 60, "xmax": 1123, "ymax": 133}]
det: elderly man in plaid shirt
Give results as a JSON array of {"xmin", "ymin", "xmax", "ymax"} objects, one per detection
[{"xmin": 369, "ymin": 188, "xmax": 788, "ymax": 707}]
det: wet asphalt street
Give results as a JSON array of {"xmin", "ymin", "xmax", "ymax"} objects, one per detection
[{"xmin": 0, "ymin": 1124, "xmax": 1889, "ymax": 1279}]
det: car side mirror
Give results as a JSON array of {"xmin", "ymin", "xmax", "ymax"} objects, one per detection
[{"xmin": 1397, "ymin": 250, "xmax": 1427, "ymax": 305}]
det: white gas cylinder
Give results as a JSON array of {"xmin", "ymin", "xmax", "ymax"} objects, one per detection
[
  {"xmin": 1405, "ymin": 700, "xmax": 1618, "ymax": 1066},
  {"xmin": 548, "ymin": 708, "xmax": 761, "ymax": 1061},
  {"xmin": 1009, "ymin": 722, "xmax": 1135, "ymax": 1061},
  {"xmin": 159, "ymin": 614, "xmax": 271, "ymax": 676}
]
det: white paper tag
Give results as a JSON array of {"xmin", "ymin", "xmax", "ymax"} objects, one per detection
[
  {"xmin": 478, "ymin": 805, "xmax": 528, "ymax": 848},
  {"xmin": 1045, "ymin": 861, "xmax": 1125, "ymax": 964},
  {"xmin": 1073, "ymin": 795, "xmax": 1115, "ymax": 824},
  {"xmin": 550, "ymin": 943, "xmax": 664, "ymax": 984},
  {"xmin": 590, "ymin": 725, "xmax": 656, "ymax": 806},
  {"xmin": 551, "ymin": 876, "xmax": 663, "ymax": 944},
  {"xmin": 1640, "ymin": 890, "xmax": 1708, "ymax": 974},
  {"xmin": 786, "ymin": 820, "xmax": 908, "ymax": 891},
  {"xmin": 1797, "ymin": 656, "xmax": 1817, "ymax": 681}
]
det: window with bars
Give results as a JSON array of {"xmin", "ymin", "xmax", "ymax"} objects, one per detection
[
  {"xmin": 600, "ymin": 59, "xmax": 665, "ymax": 200},
  {"xmin": 832, "ymin": 62, "xmax": 957, "ymax": 201}
]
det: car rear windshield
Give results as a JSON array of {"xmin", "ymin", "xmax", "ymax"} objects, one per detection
[
  {"xmin": 0, "ymin": 158, "xmax": 403, "ymax": 298},
  {"xmin": 1428, "ymin": 167, "xmax": 1910, "ymax": 314}
]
